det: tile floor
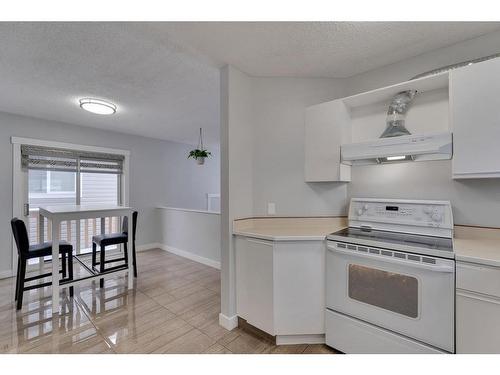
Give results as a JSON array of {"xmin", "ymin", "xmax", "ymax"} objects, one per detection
[{"xmin": 0, "ymin": 249, "xmax": 337, "ymax": 354}]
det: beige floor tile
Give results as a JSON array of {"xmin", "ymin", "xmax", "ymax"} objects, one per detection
[
  {"xmin": 162, "ymin": 288, "xmax": 218, "ymax": 315},
  {"xmin": 94, "ymin": 304, "xmax": 176, "ymax": 345},
  {"xmin": 198, "ymin": 319, "xmax": 233, "ymax": 341},
  {"xmin": 217, "ymin": 328, "xmax": 272, "ymax": 354},
  {"xmin": 204, "ymin": 343, "xmax": 233, "ymax": 354},
  {"xmin": 115, "ymin": 317, "xmax": 193, "ymax": 353},
  {"xmin": 152, "ymin": 328, "xmax": 216, "ymax": 354},
  {"xmin": 302, "ymin": 344, "xmax": 339, "ymax": 354},
  {"xmin": 265, "ymin": 344, "xmax": 308, "ymax": 354}
]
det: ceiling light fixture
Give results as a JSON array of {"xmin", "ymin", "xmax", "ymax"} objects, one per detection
[{"xmin": 79, "ymin": 98, "xmax": 117, "ymax": 115}]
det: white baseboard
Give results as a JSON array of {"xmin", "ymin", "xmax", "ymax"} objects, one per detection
[
  {"xmin": 0, "ymin": 270, "xmax": 14, "ymax": 280},
  {"xmin": 219, "ymin": 313, "xmax": 238, "ymax": 331},
  {"xmin": 276, "ymin": 334, "xmax": 325, "ymax": 345},
  {"xmin": 136, "ymin": 243, "xmax": 162, "ymax": 252},
  {"xmin": 160, "ymin": 244, "xmax": 221, "ymax": 270}
]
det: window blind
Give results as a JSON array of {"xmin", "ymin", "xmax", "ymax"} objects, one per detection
[{"xmin": 21, "ymin": 145, "xmax": 125, "ymax": 174}]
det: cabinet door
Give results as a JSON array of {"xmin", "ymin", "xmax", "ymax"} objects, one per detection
[
  {"xmin": 273, "ymin": 241, "xmax": 325, "ymax": 335},
  {"xmin": 456, "ymin": 290, "xmax": 500, "ymax": 353},
  {"xmin": 451, "ymin": 58, "xmax": 500, "ymax": 178},
  {"xmin": 305, "ymin": 100, "xmax": 351, "ymax": 182},
  {"xmin": 235, "ymin": 237, "xmax": 274, "ymax": 334}
]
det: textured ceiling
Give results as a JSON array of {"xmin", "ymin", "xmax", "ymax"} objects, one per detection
[
  {"xmin": 0, "ymin": 23, "xmax": 220, "ymax": 145},
  {"xmin": 0, "ymin": 22, "xmax": 499, "ymax": 145},
  {"xmin": 160, "ymin": 22, "xmax": 500, "ymax": 77}
]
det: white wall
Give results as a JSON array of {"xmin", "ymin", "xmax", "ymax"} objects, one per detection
[
  {"xmin": 344, "ymin": 30, "xmax": 500, "ymax": 227},
  {"xmin": 0, "ymin": 111, "xmax": 220, "ymax": 276},
  {"xmin": 251, "ymin": 77, "xmax": 348, "ymax": 216},
  {"xmin": 157, "ymin": 207, "xmax": 221, "ymax": 268}
]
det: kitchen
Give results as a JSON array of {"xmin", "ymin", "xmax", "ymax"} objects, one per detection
[
  {"xmin": 223, "ymin": 46, "xmax": 500, "ymax": 354},
  {"xmin": 2, "ymin": 8, "xmax": 500, "ymax": 371}
]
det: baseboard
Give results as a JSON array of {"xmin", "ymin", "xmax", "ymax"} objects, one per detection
[
  {"xmin": 136, "ymin": 243, "xmax": 162, "ymax": 252},
  {"xmin": 0, "ymin": 270, "xmax": 14, "ymax": 280},
  {"xmin": 160, "ymin": 244, "xmax": 221, "ymax": 270},
  {"xmin": 219, "ymin": 313, "xmax": 238, "ymax": 331},
  {"xmin": 276, "ymin": 334, "xmax": 325, "ymax": 345}
]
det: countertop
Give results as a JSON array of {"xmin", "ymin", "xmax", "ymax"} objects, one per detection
[
  {"xmin": 233, "ymin": 217, "xmax": 500, "ymax": 267},
  {"xmin": 454, "ymin": 226, "xmax": 500, "ymax": 267},
  {"xmin": 233, "ymin": 217, "xmax": 347, "ymax": 241}
]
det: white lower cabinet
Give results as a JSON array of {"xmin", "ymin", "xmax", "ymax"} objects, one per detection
[
  {"xmin": 456, "ymin": 261, "xmax": 500, "ymax": 353},
  {"xmin": 235, "ymin": 236, "xmax": 326, "ymax": 339},
  {"xmin": 235, "ymin": 237, "xmax": 274, "ymax": 334}
]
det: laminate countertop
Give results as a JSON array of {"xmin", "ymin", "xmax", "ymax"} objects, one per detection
[
  {"xmin": 454, "ymin": 226, "xmax": 500, "ymax": 267},
  {"xmin": 233, "ymin": 217, "xmax": 500, "ymax": 267},
  {"xmin": 233, "ymin": 217, "xmax": 347, "ymax": 241}
]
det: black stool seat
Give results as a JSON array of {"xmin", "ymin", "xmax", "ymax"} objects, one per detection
[
  {"xmin": 28, "ymin": 241, "xmax": 73, "ymax": 258},
  {"xmin": 92, "ymin": 233, "xmax": 127, "ymax": 246}
]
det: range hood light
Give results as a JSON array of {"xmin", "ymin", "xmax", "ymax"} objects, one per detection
[
  {"xmin": 386, "ymin": 155, "xmax": 407, "ymax": 161},
  {"xmin": 341, "ymin": 132, "xmax": 452, "ymax": 166}
]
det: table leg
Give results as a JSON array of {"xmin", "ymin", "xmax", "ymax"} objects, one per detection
[
  {"xmin": 38, "ymin": 213, "xmax": 45, "ymax": 274},
  {"xmin": 51, "ymin": 219, "xmax": 60, "ymax": 315},
  {"xmin": 38, "ymin": 213, "xmax": 44, "ymax": 243},
  {"xmin": 127, "ymin": 212, "xmax": 133, "ymax": 290},
  {"xmin": 100, "ymin": 217, "xmax": 105, "ymax": 235}
]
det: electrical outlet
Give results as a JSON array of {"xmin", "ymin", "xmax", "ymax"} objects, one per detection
[{"xmin": 267, "ymin": 202, "xmax": 276, "ymax": 215}]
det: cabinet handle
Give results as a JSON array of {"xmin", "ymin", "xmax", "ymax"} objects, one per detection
[{"xmin": 457, "ymin": 289, "xmax": 500, "ymax": 305}]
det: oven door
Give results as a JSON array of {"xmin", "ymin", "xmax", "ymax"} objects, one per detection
[{"xmin": 326, "ymin": 241, "xmax": 455, "ymax": 352}]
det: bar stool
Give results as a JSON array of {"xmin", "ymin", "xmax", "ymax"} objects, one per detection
[
  {"xmin": 11, "ymin": 218, "xmax": 74, "ymax": 310},
  {"xmin": 91, "ymin": 211, "xmax": 138, "ymax": 288}
]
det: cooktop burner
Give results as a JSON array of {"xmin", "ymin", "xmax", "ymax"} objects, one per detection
[{"xmin": 330, "ymin": 227, "xmax": 453, "ymax": 251}]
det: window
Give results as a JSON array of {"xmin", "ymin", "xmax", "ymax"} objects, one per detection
[
  {"xmin": 29, "ymin": 170, "xmax": 76, "ymax": 195},
  {"xmin": 23, "ymin": 144, "xmax": 125, "ymax": 254}
]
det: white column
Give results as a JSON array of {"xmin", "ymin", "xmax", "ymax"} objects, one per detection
[{"xmin": 51, "ymin": 218, "xmax": 60, "ymax": 315}]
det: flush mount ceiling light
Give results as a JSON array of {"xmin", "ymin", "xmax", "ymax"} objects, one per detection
[{"xmin": 79, "ymin": 98, "xmax": 116, "ymax": 115}]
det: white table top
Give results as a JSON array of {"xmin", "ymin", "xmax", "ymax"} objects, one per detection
[{"xmin": 39, "ymin": 204, "xmax": 132, "ymax": 217}]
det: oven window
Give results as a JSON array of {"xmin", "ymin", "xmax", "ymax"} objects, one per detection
[{"xmin": 348, "ymin": 264, "xmax": 419, "ymax": 318}]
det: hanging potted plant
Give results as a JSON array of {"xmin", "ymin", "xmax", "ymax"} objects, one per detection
[{"xmin": 188, "ymin": 128, "xmax": 211, "ymax": 165}]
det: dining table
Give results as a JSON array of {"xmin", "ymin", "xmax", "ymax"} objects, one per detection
[{"xmin": 38, "ymin": 204, "xmax": 134, "ymax": 314}]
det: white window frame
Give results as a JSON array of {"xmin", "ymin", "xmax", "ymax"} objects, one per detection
[{"xmin": 11, "ymin": 136, "xmax": 130, "ymax": 276}]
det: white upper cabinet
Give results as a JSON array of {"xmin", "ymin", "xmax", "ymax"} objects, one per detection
[
  {"xmin": 451, "ymin": 58, "xmax": 500, "ymax": 179},
  {"xmin": 304, "ymin": 100, "xmax": 351, "ymax": 182}
]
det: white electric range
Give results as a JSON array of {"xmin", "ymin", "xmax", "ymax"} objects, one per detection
[{"xmin": 325, "ymin": 198, "xmax": 455, "ymax": 354}]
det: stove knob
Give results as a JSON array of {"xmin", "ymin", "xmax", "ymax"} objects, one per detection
[
  {"xmin": 357, "ymin": 209, "xmax": 363, "ymax": 216},
  {"xmin": 424, "ymin": 206, "xmax": 433, "ymax": 214},
  {"xmin": 431, "ymin": 213, "xmax": 442, "ymax": 222},
  {"xmin": 363, "ymin": 204, "xmax": 369, "ymax": 210}
]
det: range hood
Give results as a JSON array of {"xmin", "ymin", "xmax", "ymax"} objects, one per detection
[{"xmin": 341, "ymin": 132, "xmax": 452, "ymax": 166}]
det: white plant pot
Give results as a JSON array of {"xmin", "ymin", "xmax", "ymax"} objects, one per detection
[{"xmin": 196, "ymin": 157, "xmax": 205, "ymax": 165}]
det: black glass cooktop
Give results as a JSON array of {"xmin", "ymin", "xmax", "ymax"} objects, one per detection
[{"xmin": 328, "ymin": 227, "xmax": 453, "ymax": 253}]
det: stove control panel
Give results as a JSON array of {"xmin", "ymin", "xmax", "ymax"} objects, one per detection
[{"xmin": 348, "ymin": 198, "xmax": 453, "ymax": 237}]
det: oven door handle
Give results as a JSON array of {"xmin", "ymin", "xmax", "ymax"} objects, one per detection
[{"xmin": 327, "ymin": 245, "xmax": 455, "ymax": 273}]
